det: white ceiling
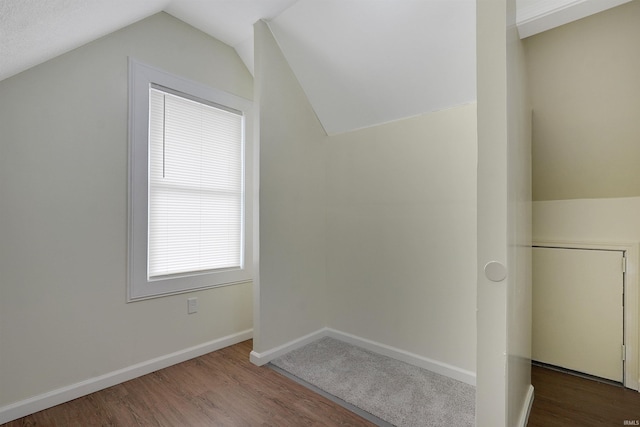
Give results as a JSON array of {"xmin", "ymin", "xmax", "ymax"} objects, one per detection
[
  {"xmin": 0, "ymin": 0, "xmax": 168, "ymax": 82},
  {"xmin": 269, "ymin": 0, "xmax": 476, "ymax": 134},
  {"xmin": 0, "ymin": 0, "xmax": 293, "ymax": 82},
  {"xmin": 0, "ymin": 0, "xmax": 629, "ymax": 134},
  {"xmin": 164, "ymin": 0, "xmax": 299, "ymax": 75}
]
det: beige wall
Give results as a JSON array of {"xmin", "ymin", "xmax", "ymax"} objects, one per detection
[
  {"xmin": 0, "ymin": 13, "xmax": 254, "ymax": 409},
  {"xmin": 326, "ymin": 104, "xmax": 478, "ymax": 373},
  {"xmin": 254, "ymin": 22, "xmax": 478, "ymax": 375},
  {"xmin": 534, "ymin": 197, "xmax": 640, "ymax": 242},
  {"xmin": 252, "ymin": 20, "xmax": 328, "ymax": 352},
  {"xmin": 532, "ymin": 196, "xmax": 640, "ymax": 391},
  {"xmin": 525, "ymin": 0, "xmax": 640, "ymax": 202},
  {"xmin": 527, "ymin": 0, "xmax": 640, "ymax": 403}
]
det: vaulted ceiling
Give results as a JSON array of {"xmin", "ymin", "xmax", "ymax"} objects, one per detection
[
  {"xmin": 268, "ymin": 0, "xmax": 476, "ymax": 134},
  {"xmin": 0, "ymin": 0, "xmax": 631, "ymax": 134}
]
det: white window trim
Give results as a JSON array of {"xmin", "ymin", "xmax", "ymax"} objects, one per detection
[{"xmin": 128, "ymin": 58, "xmax": 253, "ymax": 301}]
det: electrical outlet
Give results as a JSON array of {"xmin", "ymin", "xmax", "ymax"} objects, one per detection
[{"xmin": 187, "ymin": 297, "xmax": 198, "ymax": 314}]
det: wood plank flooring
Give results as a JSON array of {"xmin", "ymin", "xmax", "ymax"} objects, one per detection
[
  {"xmin": 2, "ymin": 340, "xmax": 374, "ymax": 427},
  {"xmin": 8, "ymin": 343, "xmax": 640, "ymax": 427},
  {"xmin": 528, "ymin": 364, "xmax": 640, "ymax": 427}
]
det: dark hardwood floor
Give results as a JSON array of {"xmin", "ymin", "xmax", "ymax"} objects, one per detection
[
  {"xmin": 8, "ymin": 343, "xmax": 640, "ymax": 427},
  {"xmin": 2, "ymin": 340, "xmax": 374, "ymax": 427},
  {"xmin": 528, "ymin": 364, "xmax": 640, "ymax": 427}
]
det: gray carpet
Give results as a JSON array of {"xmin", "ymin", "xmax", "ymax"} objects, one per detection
[{"xmin": 271, "ymin": 337, "xmax": 475, "ymax": 427}]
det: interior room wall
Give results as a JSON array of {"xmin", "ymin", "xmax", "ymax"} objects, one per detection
[
  {"xmin": 505, "ymin": 0, "xmax": 533, "ymax": 424},
  {"xmin": 252, "ymin": 21, "xmax": 328, "ymax": 353},
  {"xmin": 253, "ymin": 20, "xmax": 478, "ymax": 377},
  {"xmin": 476, "ymin": 0, "xmax": 532, "ymax": 424},
  {"xmin": 325, "ymin": 104, "xmax": 478, "ymax": 374},
  {"xmin": 526, "ymin": 0, "xmax": 640, "ymax": 204},
  {"xmin": 525, "ymin": 0, "xmax": 640, "ymax": 300},
  {"xmin": 0, "ymin": 12, "xmax": 254, "ymax": 411},
  {"xmin": 534, "ymin": 197, "xmax": 640, "ymax": 242},
  {"xmin": 525, "ymin": 0, "xmax": 639, "ymax": 405}
]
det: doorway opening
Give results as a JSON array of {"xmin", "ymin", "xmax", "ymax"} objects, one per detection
[{"xmin": 532, "ymin": 241, "xmax": 639, "ymax": 390}]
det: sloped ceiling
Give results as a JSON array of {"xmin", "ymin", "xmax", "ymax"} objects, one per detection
[
  {"xmin": 0, "ymin": 0, "xmax": 630, "ymax": 134},
  {"xmin": 0, "ymin": 0, "xmax": 168, "ymax": 82},
  {"xmin": 269, "ymin": 0, "xmax": 476, "ymax": 135},
  {"xmin": 0, "ymin": 0, "xmax": 296, "ymax": 82},
  {"xmin": 164, "ymin": 0, "xmax": 299, "ymax": 75}
]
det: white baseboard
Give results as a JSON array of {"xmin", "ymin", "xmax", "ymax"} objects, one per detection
[
  {"xmin": 0, "ymin": 329, "xmax": 253, "ymax": 425},
  {"xmin": 250, "ymin": 328, "xmax": 329, "ymax": 366},
  {"xmin": 250, "ymin": 327, "xmax": 476, "ymax": 386},
  {"xmin": 325, "ymin": 329, "xmax": 476, "ymax": 386},
  {"xmin": 517, "ymin": 385, "xmax": 535, "ymax": 427}
]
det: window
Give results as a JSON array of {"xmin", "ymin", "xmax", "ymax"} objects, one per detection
[{"xmin": 128, "ymin": 59, "xmax": 253, "ymax": 301}]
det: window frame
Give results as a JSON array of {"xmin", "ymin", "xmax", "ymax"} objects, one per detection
[{"xmin": 128, "ymin": 58, "xmax": 253, "ymax": 301}]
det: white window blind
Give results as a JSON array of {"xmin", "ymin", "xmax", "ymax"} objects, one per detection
[{"xmin": 148, "ymin": 86, "xmax": 244, "ymax": 279}]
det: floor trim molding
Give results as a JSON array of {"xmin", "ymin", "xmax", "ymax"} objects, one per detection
[
  {"xmin": 251, "ymin": 327, "xmax": 476, "ymax": 386},
  {"xmin": 0, "ymin": 329, "xmax": 253, "ymax": 425},
  {"xmin": 326, "ymin": 329, "xmax": 476, "ymax": 386},
  {"xmin": 250, "ymin": 328, "xmax": 329, "ymax": 366},
  {"xmin": 517, "ymin": 384, "xmax": 535, "ymax": 427}
]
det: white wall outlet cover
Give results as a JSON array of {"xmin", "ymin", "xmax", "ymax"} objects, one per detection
[
  {"xmin": 187, "ymin": 297, "xmax": 198, "ymax": 314},
  {"xmin": 484, "ymin": 261, "xmax": 507, "ymax": 282}
]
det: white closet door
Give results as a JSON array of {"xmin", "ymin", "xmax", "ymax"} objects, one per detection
[{"xmin": 533, "ymin": 247, "xmax": 624, "ymax": 382}]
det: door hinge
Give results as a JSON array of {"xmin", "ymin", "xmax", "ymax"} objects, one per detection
[
  {"xmin": 622, "ymin": 256, "xmax": 627, "ymax": 273},
  {"xmin": 622, "ymin": 344, "xmax": 627, "ymax": 361}
]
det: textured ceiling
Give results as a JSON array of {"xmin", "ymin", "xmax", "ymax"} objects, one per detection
[
  {"xmin": 0, "ymin": 0, "xmax": 296, "ymax": 82},
  {"xmin": 0, "ymin": 0, "xmax": 168, "ymax": 82}
]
